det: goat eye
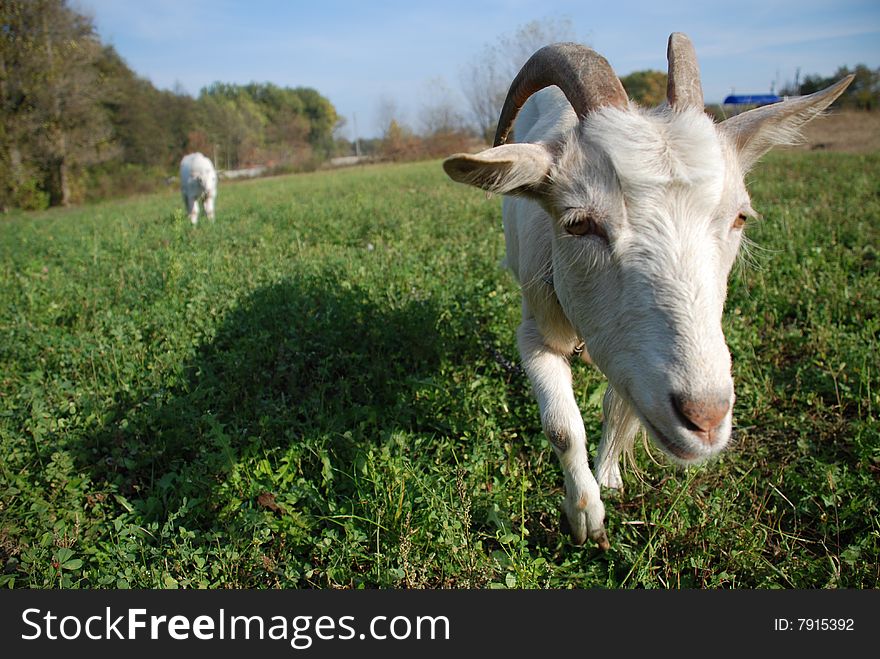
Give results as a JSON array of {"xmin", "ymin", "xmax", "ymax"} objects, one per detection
[
  {"xmin": 565, "ymin": 214, "xmax": 608, "ymax": 241},
  {"xmin": 732, "ymin": 212, "xmax": 747, "ymax": 230}
]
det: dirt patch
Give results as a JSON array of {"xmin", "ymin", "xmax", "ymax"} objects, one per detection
[{"xmin": 782, "ymin": 110, "xmax": 880, "ymax": 153}]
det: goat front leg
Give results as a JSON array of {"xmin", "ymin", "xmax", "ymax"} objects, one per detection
[
  {"xmin": 204, "ymin": 193, "xmax": 216, "ymax": 222},
  {"xmin": 518, "ymin": 318, "xmax": 609, "ymax": 550},
  {"xmin": 187, "ymin": 195, "xmax": 200, "ymax": 225}
]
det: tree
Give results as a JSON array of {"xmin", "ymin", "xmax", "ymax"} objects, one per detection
[
  {"xmin": 95, "ymin": 45, "xmax": 202, "ymax": 170},
  {"xmin": 620, "ymin": 70, "xmax": 668, "ymax": 107},
  {"xmin": 460, "ymin": 18, "xmax": 577, "ymax": 142},
  {"xmin": 292, "ymin": 87, "xmax": 338, "ymax": 155},
  {"xmin": 381, "ymin": 119, "xmax": 420, "ymax": 161},
  {"xmin": 200, "ymin": 83, "xmax": 259, "ymax": 167},
  {"xmin": 22, "ymin": 1, "xmax": 116, "ymax": 205},
  {"xmin": 375, "ymin": 95, "xmax": 404, "ymax": 138},
  {"xmin": 0, "ymin": 1, "xmax": 42, "ymax": 209},
  {"xmin": 781, "ymin": 65, "xmax": 879, "ymax": 110},
  {"xmin": 418, "ymin": 77, "xmax": 467, "ymax": 137},
  {"xmin": 198, "ymin": 82, "xmax": 338, "ymax": 166}
]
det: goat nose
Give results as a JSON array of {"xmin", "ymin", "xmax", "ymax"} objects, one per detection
[{"xmin": 671, "ymin": 393, "xmax": 730, "ymax": 445}]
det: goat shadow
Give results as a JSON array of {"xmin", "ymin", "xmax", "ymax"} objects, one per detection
[{"xmin": 73, "ymin": 269, "xmax": 479, "ymax": 547}]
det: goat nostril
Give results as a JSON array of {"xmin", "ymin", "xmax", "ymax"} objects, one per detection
[
  {"xmin": 671, "ymin": 393, "xmax": 730, "ymax": 439},
  {"xmin": 672, "ymin": 394, "xmax": 700, "ymax": 433}
]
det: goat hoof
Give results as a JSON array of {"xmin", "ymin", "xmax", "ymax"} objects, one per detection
[
  {"xmin": 560, "ymin": 509, "xmax": 611, "ymax": 549},
  {"xmin": 559, "ymin": 510, "xmax": 605, "ymax": 547},
  {"xmin": 593, "ymin": 530, "xmax": 611, "ymax": 551},
  {"xmin": 558, "ymin": 511, "xmax": 586, "ymax": 544}
]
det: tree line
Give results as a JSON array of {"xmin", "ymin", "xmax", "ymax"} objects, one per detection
[
  {"xmin": 780, "ymin": 65, "xmax": 879, "ymax": 110},
  {"xmin": 1, "ymin": 0, "xmax": 338, "ymax": 210},
  {"xmin": 2, "ymin": 4, "xmax": 876, "ymax": 211}
]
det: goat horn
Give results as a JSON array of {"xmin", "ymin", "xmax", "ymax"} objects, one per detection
[
  {"xmin": 493, "ymin": 42, "xmax": 628, "ymax": 147},
  {"xmin": 666, "ymin": 32, "xmax": 704, "ymax": 109}
]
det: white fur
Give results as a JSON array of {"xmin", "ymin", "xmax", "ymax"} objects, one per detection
[
  {"xmin": 443, "ymin": 51, "xmax": 852, "ymax": 549},
  {"xmin": 180, "ymin": 152, "xmax": 218, "ymax": 225}
]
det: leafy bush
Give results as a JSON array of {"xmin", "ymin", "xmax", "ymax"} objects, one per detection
[{"xmin": 83, "ymin": 163, "xmax": 171, "ymax": 202}]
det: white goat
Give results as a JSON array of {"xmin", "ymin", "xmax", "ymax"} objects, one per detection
[
  {"xmin": 180, "ymin": 152, "xmax": 218, "ymax": 225},
  {"xmin": 443, "ymin": 34, "xmax": 852, "ymax": 550}
]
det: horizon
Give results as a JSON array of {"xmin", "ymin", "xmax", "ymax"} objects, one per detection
[{"xmin": 78, "ymin": 0, "xmax": 880, "ymax": 139}]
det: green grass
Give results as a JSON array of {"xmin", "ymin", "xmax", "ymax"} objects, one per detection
[{"xmin": 0, "ymin": 153, "xmax": 877, "ymax": 589}]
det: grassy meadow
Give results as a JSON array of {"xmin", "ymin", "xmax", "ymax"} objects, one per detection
[{"xmin": 0, "ymin": 152, "xmax": 878, "ymax": 589}]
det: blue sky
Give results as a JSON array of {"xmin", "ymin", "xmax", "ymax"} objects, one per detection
[{"xmin": 77, "ymin": 0, "xmax": 880, "ymax": 139}]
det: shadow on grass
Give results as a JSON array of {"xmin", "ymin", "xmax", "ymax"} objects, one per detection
[{"xmin": 70, "ymin": 269, "xmax": 471, "ymax": 579}]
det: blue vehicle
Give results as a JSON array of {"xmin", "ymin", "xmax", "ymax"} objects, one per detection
[{"xmin": 722, "ymin": 93, "xmax": 782, "ymax": 106}]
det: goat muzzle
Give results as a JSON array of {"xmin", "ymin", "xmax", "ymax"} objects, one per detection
[{"xmin": 671, "ymin": 392, "xmax": 730, "ymax": 446}]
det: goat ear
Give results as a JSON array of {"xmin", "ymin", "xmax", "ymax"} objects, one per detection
[
  {"xmin": 719, "ymin": 75, "xmax": 854, "ymax": 170},
  {"xmin": 443, "ymin": 143, "xmax": 553, "ymax": 195}
]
